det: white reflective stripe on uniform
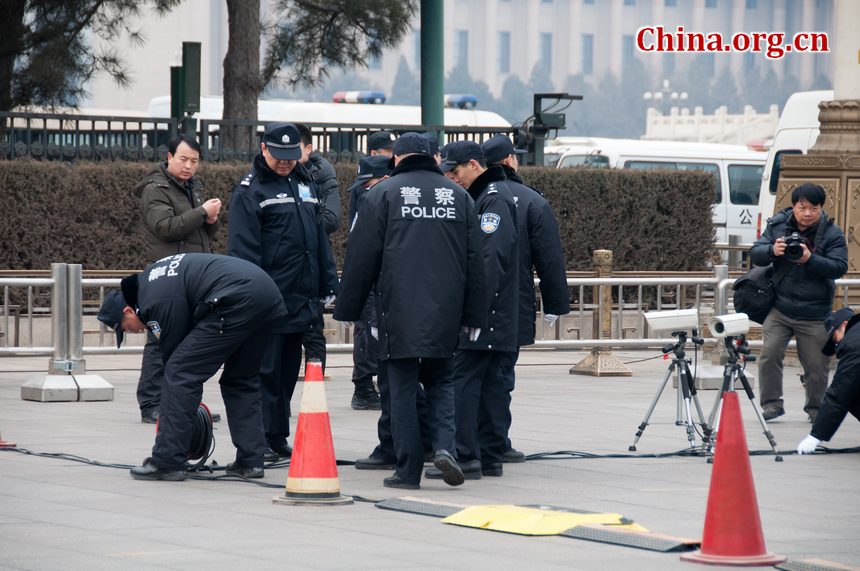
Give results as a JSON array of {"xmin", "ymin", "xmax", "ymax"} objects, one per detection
[
  {"xmin": 259, "ymin": 197, "xmax": 296, "ymax": 208},
  {"xmin": 302, "ymin": 197, "xmax": 319, "ymax": 204}
]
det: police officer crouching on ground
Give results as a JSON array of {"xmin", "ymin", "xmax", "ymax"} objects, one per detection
[
  {"xmin": 345, "ymin": 155, "xmax": 392, "ymax": 411},
  {"xmin": 97, "ymin": 253, "xmax": 287, "ymax": 481},
  {"xmin": 334, "ymin": 133, "xmax": 488, "ymax": 489},
  {"xmin": 427, "ymin": 140, "xmax": 519, "ymax": 481},
  {"xmin": 798, "ymin": 307, "xmax": 860, "ymax": 454},
  {"xmin": 481, "ymin": 134, "xmax": 571, "ymax": 463}
]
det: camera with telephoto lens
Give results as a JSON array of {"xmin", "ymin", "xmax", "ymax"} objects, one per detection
[{"xmin": 784, "ymin": 231, "xmax": 809, "ymax": 262}]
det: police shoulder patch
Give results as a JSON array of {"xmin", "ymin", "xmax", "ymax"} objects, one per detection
[
  {"xmin": 480, "ymin": 212, "xmax": 501, "ymax": 233},
  {"xmin": 240, "ymin": 173, "xmax": 255, "ymax": 187},
  {"xmin": 146, "ymin": 321, "xmax": 162, "ymax": 340}
]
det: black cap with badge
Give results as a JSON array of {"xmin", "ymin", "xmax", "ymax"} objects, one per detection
[
  {"xmin": 357, "ymin": 155, "xmax": 392, "ymax": 181},
  {"xmin": 388, "ymin": 132, "xmax": 431, "ymax": 167},
  {"xmin": 368, "ymin": 130, "xmax": 396, "ymax": 152},
  {"xmin": 441, "ymin": 140, "xmax": 485, "ymax": 173},
  {"xmin": 481, "ymin": 134, "xmax": 526, "ymax": 164},
  {"xmin": 262, "ymin": 122, "xmax": 302, "ymax": 160},
  {"xmin": 96, "ymin": 274, "xmax": 140, "ymax": 348},
  {"xmin": 822, "ymin": 307, "xmax": 856, "ymax": 356}
]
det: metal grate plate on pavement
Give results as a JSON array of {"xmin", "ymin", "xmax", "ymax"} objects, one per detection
[
  {"xmin": 375, "ymin": 496, "xmax": 465, "ymax": 518},
  {"xmin": 561, "ymin": 523, "xmax": 700, "ymax": 553},
  {"xmin": 776, "ymin": 559, "xmax": 860, "ymax": 571}
]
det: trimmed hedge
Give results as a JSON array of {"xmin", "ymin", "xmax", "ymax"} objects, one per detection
[{"xmin": 0, "ymin": 160, "xmax": 714, "ymax": 272}]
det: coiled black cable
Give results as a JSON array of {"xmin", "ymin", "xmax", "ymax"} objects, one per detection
[{"xmin": 185, "ymin": 403, "xmax": 215, "ymax": 470}]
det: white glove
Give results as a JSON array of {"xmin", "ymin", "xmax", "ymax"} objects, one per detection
[
  {"xmin": 796, "ymin": 434, "xmax": 821, "ymax": 455},
  {"xmin": 370, "ymin": 326, "xmax": 378, "ymax": 340},
  {"xmin": 322, "ymin": 295, "xmax": 336, "ymax": 307},
  {"xmin": 544, "ymin": 314, "xmax": 559, "ymax": 325},
  {"xmin": 462, "ymin": 326, "xmax": 481, "ymax": 342}
]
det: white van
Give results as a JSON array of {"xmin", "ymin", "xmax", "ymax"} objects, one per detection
[
  {"xmin": 554, "ymin": 138, "xmax": 767, "ymax": 243},
  {"xmin": 756, "ymin": 90, "xmax": 834, "ymax": 235}
]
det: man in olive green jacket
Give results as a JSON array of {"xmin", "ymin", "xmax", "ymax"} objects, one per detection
[{"xmin": 132, "ymin": 135, "xmax": 221, "ymax": 423}]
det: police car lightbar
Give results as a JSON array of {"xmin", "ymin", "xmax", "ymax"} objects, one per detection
[
  {"xmin": 444, "ymin": 94, "xmax": 478, "ymax": 109},
  {"xmin": 331, "ymin": 91, "xmax": 386, "ymax": 104}
]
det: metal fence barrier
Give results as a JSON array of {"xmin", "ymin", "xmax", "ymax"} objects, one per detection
[{"xmin": 13, "ymin": 263, "xmax": 859, "ymax": 368}]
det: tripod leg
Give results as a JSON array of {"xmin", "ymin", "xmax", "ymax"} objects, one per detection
[
  {"xmin": 737, "ymin": 369, "xmax": 784, "ymax": 461},
  {"xmin": 678, "ymin": 363, "xmax": 699, "ymax": 450},
  {"xmin": 706, "ymin": 365, "xmax": 734, "ymax": 430},
  {"xmin": 629, "ymin": 364, "xmax": 675, "ymax": 452},
  {"xmin": 685, "ymin": 361, "xmax": 712, "ymax": 437}
]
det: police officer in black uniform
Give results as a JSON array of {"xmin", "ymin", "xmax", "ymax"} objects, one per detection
[
  {"xmin": 427, "ymin": 140, "xmax": 518, "ymax": 481},
  {"xmin": 296, "ymin": 123, "xmax": 340, "ymax": 378},
  {"xmin": 345, "ymin": 155, "xmax": 391, "ymax": 410},
  {"xmin": 482, "ymin": 134, "xmax": 571, "ymax": 462},
  {"xmin": 335, "ymin": 133, "xmax": 488, "ymax": 489},
  {"xmin": 228, "ymin": 122, "xmax": 339, "ymax": 462},
  {"xmin": 97, "ymin": 253, "xmax": 287, "ymax": 481}
]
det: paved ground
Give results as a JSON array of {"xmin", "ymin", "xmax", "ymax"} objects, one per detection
[{"xmin": 1, "ymin": 348, "xmax": 858, "ymax": 571}]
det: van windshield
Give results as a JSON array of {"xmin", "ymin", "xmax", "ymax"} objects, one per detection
[
  {"xmin": 558, "ymin": 153, "xmax": 610, "ymax": 168},
  {"xmin": 624, "ymin": 160, "xmax": 721, "ymax": 203},
  {"xmin": 728, "ymin": 164, "xmax": 763, "ymax": 205}
]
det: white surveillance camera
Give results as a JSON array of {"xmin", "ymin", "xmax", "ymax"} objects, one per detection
[
  {"xmin": 644, "ymin": 309, "xmax": 699, "ymax": 333},
  {"xmin": 708, "ymin": 313, "xmax": 750, "ymax": 338}
]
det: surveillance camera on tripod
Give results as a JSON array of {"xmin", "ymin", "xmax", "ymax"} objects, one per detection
[
  {"xmin": 704, "ymin": 314, "xmax": 782, "ymax": 461},
  {"xmin": 708, "ymin": 313, "xmax": 750, "ymax": 338},
  {"xmin": 631, "ymin": 308, "xmax": 712, "ymax": 453},
  {"xmin": 644, "ymin": 309, "xmax": 699, "ymax": 335}
]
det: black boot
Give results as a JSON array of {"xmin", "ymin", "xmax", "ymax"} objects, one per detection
[{"xmin": 351, "ymin": 377, "xmax": 381, "ymax": 410}]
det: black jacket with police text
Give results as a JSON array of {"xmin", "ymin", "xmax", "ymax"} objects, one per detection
[
  {"xmin": 457, "ymin": 165, "xmax": 519, "ymax": 353},
  {"xmin": 812, "ymin": 315, "xmax": 860, "ymax": 441},
  {"xmin": 750, "ymin": 207, "xmax": 847, "ymax": 320},
  {"xmin": 228, "ymin": 154, "xmax": 339, "ymax": 334},
  {"xmin": 501, "ymin": 165, "xmax": 570, "ymax": 346},
  {"xmin": 334, "ymin": 155, "xmax": 487, "ymax": 359},
  {"xmin": 134, "ymin": 253, "xmax": 287, "ymax": 362}
]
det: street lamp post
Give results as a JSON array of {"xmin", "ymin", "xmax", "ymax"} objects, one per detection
[{"xmin": 642, "ymin": 78, "xmax": 688, "ymax": 113}]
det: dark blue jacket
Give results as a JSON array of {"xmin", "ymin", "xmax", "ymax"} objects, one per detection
[
  {"xmin": 334, "ymin": 155, "xmax": 487, "ymax": 359},
  {"xmin": 812, "ymin": 315, "xmax": 860, "ymax": 441},
  {"xmin": 457, "ymin": 165, "xmax": 519, "ymax": 353},
  {"xmin": 502, "ymin": 166, "xmax": 570, "ymax": 346},
  {"xmin": 228, "ymin": 154, "xmax": 339, "ymax": 334},
  {"xmin": 750, "ymin": 207, "xmax": 847, "ymax": 320},
  {"xmin": 134, "ymin": 253, "xmax": 286, "ymax": 361}
]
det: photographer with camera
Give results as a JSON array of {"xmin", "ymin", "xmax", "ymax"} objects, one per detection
[{"xmin": 750, "ymin": 184, "xmax": 848, "ymax": 423}]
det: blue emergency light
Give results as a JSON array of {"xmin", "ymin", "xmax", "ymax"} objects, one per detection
[
  {"xmin": 331, "ymin": 91, "xmax": 387, "ymax": 104},
  {"xmin": 444, "ymin": 94, "xmax": 478, "ymax": 109}
]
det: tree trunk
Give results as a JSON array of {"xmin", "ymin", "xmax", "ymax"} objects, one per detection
[
  {"xmin": 0, "ymin": 0, "xmax": 28, "ymax": 112},
  {"xmin": 222, "ymin": 0, "xmax": 261, "ymax": 156}
]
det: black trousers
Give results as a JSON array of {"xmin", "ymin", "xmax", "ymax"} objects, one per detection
[
  {"xmin": 385, "ymin": 357, "xmax": 455, "ymax": 485},
  {"xmin": 151, "ymin": 312, "xmax": 273, "ymax": 470},
  {"xmin": 259, "ymin": 331, "xmax": 304, "ymax": 448},
  {"xmin": 136, "ymin": 331, "xmax": 164, "ymax": 415},
  {"xmin": 301, "ymin": 305, "xmax": 327, "ymax": 371},
  {"xmin": 369, "ymin": 365, "xmax": 432, "ymax": 462},
  {"xmin": 453, "ymin": 349, "xmax": 507, "ymax": 466},
  {"xmin": 498, "ymin": 349, "xmax": 519, "ymax": 450},
  {"xmin": 351, "ymin": 320, "xmax": 380, "ymax": 383}
]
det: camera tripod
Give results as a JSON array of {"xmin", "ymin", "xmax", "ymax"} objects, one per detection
[
  {"xmin": 705, "ymin": 335, "xmax": 783, "ymax": 462},
  {"xmin": 629, "ymin": 331, "xmax": 713, "ymax": 453}
]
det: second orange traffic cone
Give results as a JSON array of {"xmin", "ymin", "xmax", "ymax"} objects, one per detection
[
  {"xmin": 273, "ymin": 359, "xmax": 352, "ymax": 506},
  {"xmin": 681, "ymin": 391, "xmax": 785, "ymax": 566}
]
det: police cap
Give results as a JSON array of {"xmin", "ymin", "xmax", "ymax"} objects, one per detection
[
  {"xmin": 441, "ymin": 140, "xmax": 485, "ymax": 173},
  {"xmin": 367, "ymin": 130, "xmax": 396, "ymax": 152},
  {"xmin": 482, "ymin": 134, "xmax": 526, "ymax": 164},
  {"xmin": 262, "ymin": 122, "xmax": 302, "ymax": 160}
]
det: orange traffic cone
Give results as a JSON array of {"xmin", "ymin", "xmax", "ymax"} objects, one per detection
[
  {"xmin": 273, "ymin": 359, "xmax": 352, "ymax": 506},
  {"xmin": 0, "ymin": 426, "xmax": 14, "ymax": 448},
  {"xmin": 681, "ymin": 392, "xmax": 785, "ymax": 566}
]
